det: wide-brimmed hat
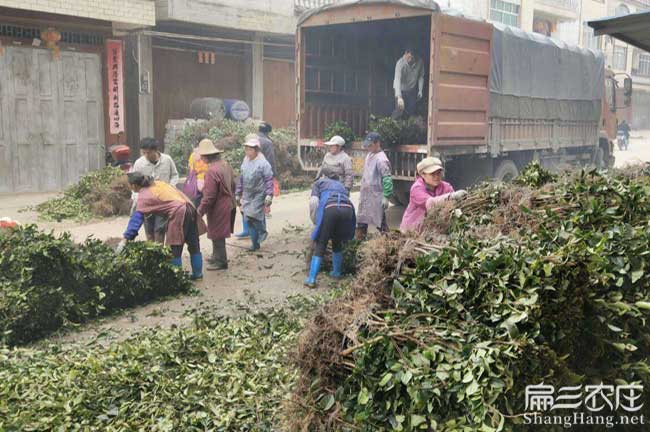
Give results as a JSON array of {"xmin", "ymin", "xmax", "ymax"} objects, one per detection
[
  {"xmin": 243, "ymin": 137, "xmax": 261, "ymax": 148},
  {"xmin": 198, "ymin": 139, "xmax": 223, "ymax": 156},
  {"xmin": 417, "ymin": 157, "xmax": 444, "ymax": 175},
  {"xmin": 324, "ymin": 135, "xmax": 345, "ymax": 146}
]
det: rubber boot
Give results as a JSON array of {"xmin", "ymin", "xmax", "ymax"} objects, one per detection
[
  {"xmin": 235, "ymin": 213, "xmax": 250, "ymax": 239},
  {"xmin": 249, "ymin": 226, "xmax": 260, "ymax": 251},
  {"xmin": 304, "ymin": 256, "xmax": 322, "ymax": 288},
  {"xmin": 190, "ymin": 253, "xmax": 203, "ymax": 281},
  {"xmin": 171, "ymin": 257, "xmax": 183, "ymax": 268},
  {"xmin": 330, "ymin": 252, "xmax": 344, "ymax": 279},
  {"xmin": 207, "ymin": 239, "xmax": 228, "ymax": 271}
]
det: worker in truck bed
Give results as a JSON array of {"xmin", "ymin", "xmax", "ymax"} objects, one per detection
[
  {"xmin": 393, "ymin": 46, "xmax": 424, "ymax": 120},
  {"xmin": 356, "ymin": 132, "xmax": 393, "ymax": 240}
]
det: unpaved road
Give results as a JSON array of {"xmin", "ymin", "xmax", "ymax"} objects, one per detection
[
  {"xmin": 2, "ymin": 133, "xmax": 648, "ymax": 345},
  {"xmin": 614, "ymin": 130, "xmax": 650, "ymax": 168},
  {"xmin": 0, "ymin": 188, "xmax": 404, "ymax": 345}
]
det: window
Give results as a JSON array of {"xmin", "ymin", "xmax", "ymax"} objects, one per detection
[
  {"xmin": 613, "ymin": 45, "xmax": 628, "ymax": 70},
  {"xmin": 615, "ymin": 4, "xmax": 630, "ymax": 16},
  {"xmin": 490, "ymin": 0, "xmax": 520, "ymax": 27},
  {"xmin": 638, "ymin": 53, "xmax": 650, "ymax": 76},
  {"xmin": 582, "ymin": 23, "xmax": 601, "ymax": 51}
]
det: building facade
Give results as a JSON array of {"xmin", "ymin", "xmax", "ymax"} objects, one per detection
[
  {"xmin": 0, "ymin": 0, "xmax": 155, "ymax": 193},
  {"xmin": 451, "ymin": 0, "xmax": 650, "ymax": 128}
]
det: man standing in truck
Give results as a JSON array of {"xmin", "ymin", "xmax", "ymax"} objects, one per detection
[
  {"xmin": 356, "ymin": 132, "xmax": 393, "ymax": 240},
  {"xmin": 393, "ymin": 46, "xmax": 425, "ymax": 119}
]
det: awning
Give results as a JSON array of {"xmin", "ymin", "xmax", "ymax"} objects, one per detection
[{"xmin": 588, "ymin": 11, "xmax": 650, "ymax": 53}]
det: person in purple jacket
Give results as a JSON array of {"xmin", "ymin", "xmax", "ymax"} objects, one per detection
[
  {"xmin": 235, "ymin": 137, "xmax": 274, "ymax": 251},
  {"xmin": 399, "ymin": 157, "xmax": 467, "ymax": 232}
]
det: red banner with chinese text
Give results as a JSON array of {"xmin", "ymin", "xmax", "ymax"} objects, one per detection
[{"xmin": 106, "ymin": 39, "xmax": 125, "ymax": 135}]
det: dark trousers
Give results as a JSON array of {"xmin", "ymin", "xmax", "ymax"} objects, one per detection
[
  {"xmin": 356, "ymin": 211, "xmax": 388, "ymax": 237},
  {"xmin": 314, "ymin": 206, "xmax": 355, "ymax": 257},
  {"xmin": 171, "ymin": 206, "xmax": 200, "ymax": 258},
  {"xmin": 403, "ymin": 86, "xmax": 418, "ymax": 117}
]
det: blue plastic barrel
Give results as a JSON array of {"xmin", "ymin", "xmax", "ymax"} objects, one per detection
[{"xmin": 224, "ymin": 99, "xmax": 251, "ymax": 122}]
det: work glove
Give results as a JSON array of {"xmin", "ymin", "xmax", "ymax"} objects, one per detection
[
  {"xmin": 236, "ymin": 196, "xmax": 242, "ymax": 207},
  {"xmin": 116, "ymin": 239, "xmax": 127, "ymax": 254},
  {"xmin": 450, "ymin": 190, "xmax": 468, "ymax": 201},
  {"xmin": 382, "ymin": 197, "xmax": 390, "ymax": 210},
  {"xmin": 264, "ymin": 195, "xmax": 273, "ymax": 207},
  {"xmin": 397, "ymin": 97, "xmax": 405, "ymax": 111},
  {"xmin": 417, "ymin": 89, "xmax": 423, "ymax": 99}
]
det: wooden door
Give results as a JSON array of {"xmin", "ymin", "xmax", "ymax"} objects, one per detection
[{"xmin": 0, "ymin": 47, "xmax": 104, "ymax": 193}]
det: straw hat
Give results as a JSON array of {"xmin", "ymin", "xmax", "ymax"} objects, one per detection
[
  {"xmin": 417, "ymin": 157, "xmax": 444, "ymax": 175},
  {"xmin": 198, "ymin": 139, "xmax": 223, "ymax": 156}
]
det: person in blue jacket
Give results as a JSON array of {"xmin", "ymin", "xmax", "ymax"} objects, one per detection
[{"xmin": 305, "ymin": 166, "xmax": 356, "ymax": 287}]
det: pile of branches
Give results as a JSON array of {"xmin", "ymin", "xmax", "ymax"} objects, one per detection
[
  {"xmin": 0, "ymin": 225, "xmax": 192, "ymax": 346},
  {"xmin": 169, "ymin": 119, "xmax": 312, "ymax": 190},
  {"xmin": 290, "ymin": 163, "xmax": 650, "ymax": 431},
  {"xmin": 34, "ymin": 167, "xmax": 131, "ymax": 221}
]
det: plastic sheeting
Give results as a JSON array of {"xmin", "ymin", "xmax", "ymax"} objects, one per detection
[
  {"xmin": 490, "ymin": 24, "xmax": 605, "ymax": 101},
  {"xmin": 297, "ymin": 0, "xmax": 439, "ymax": 26},
  {"xmin": 490, "ymin": 24, "xmax": 605, "ymax": 121}
]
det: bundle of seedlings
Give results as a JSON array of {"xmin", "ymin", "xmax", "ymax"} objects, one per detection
[
  {"xmin": 169, "ymin": 119, "xmax": 312, "ymax": 189},
  {"xmin": 289, "ymin": 163, "xmax": 650, "ymax": 431},
  {"xmin": 368, "ymin": 116, "xmax": 427, "ymax": 147},
  {"xmin": 34, "ymin": 167, "xmax": 131, "ymax": 221},
  {"xmin": 0, "ymin": 225, "xmax": 191, "ymax": 346}
]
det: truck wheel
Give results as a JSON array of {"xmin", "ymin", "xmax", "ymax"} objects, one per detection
[{"xmin": 493, "ymin": 160, "xmax": 519, "ymax": 182}]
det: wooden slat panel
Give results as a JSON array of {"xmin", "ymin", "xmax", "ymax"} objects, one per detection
[
  {"xmin": 438, "ymin": 71, "xmax": 488, "ymax": 88},
  {"xmin": 441, "ymin": 33, "xmax": 490, "ymax": 52},
  {"xmin": 437, "ymin": 85, "xmax": 489, "ymax": 111},
  {"xmin": 439, "ymin": 46, "xmax": 490, "ymax": 76},
  {"xmin": 433, "ymin": 14, "xmax": 492, "ymax": 147},
  {"xmin": 440, "ymin": 14, "xmax": 493, "ymax": 40},
  {"xmin": 437, "ymin": 122, "xmax": 487, "ymax": 139},
  {"xmin": 438, "ymin": 110, "xmax": 487, "ymax": 123}
]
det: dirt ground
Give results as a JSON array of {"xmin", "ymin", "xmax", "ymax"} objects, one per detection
[
  {"xmin": 0, "ymin": 188, "xmax": 404, "ymax": 346},
  {"xmin": 1, "ymin": 133, "xmax": 648, "ymax": 345}
]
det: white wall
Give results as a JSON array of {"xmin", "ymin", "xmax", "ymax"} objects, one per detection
[
  {"xmin": 166, "ymin": 0, "xmax": 296, "ymax": 34},
  {"xmin": 0, "ymin": 0, "xmax": 155, "ymax": 26}
]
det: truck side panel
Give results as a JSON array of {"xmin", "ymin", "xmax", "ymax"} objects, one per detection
[{"xmin": 431, "ymin": 14, "xmax": 492, "ymax": 148}]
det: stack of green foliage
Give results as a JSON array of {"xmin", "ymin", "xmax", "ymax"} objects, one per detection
[
  {"xmin": 34, "ymin": 167, "xmax": 131, "ymax": 221},
  {"xmin": 369, "ymin": 116, "xmax": 427, "ymax": 147},
  {"xmin": 0, "ymin": 294, "xmax": 335, "ymax": 431},
  {"xmin": 324, "ymin": 120, "xmax": 357, "ymax": 144},
  {"xmin": 168, "ymin": 118, "xmax": 310, "ymax": 190},
  {"xmin": 0, "ymin": 226, "xmax": 191, "ymax": 346},
  {"xmin": 292, "ymin": 164, "xmax": 650, "ymax": 431}
]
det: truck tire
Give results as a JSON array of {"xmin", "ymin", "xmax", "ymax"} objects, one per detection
[{"xmin": 493, "ymin": 159, "xmax": 519, "ymax": 182}]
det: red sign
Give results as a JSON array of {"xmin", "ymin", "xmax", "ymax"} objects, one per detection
[{"xmin": 106, "ymin": 39, "xmax": 124, "ymax": 135}]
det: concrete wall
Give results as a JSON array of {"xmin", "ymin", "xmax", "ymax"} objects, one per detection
[
  {"xmin": 163, "ymin": 0, "xmax": 296, "ymax": 34},
  {"xmin": 0, "ymin": 0, "xmax": 156, "ymax": 26}
]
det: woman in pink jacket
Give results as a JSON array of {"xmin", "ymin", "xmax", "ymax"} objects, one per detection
[{"xmin": 399, "ymin": 157, "xmax": 467, "ymax": 232}]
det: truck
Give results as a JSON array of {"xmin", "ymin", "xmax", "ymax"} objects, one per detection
[{"xmin": 295, "ymin": 0, "xmax": 632, "ymax": 205}]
